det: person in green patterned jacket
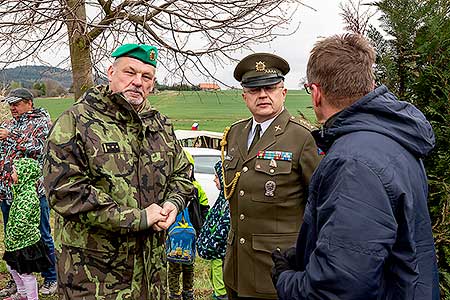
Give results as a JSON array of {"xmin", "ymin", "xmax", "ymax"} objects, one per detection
[
  {"xmin": 3, "ymin": 157, "xmax": 52, "ymax": 300},
  {"xmin": 43, "ymin": 44, "xmax": 194, "ymax": 300}
]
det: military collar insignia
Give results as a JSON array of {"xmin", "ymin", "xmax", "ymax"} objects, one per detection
[
  {"xmin": 255, "ymin": 61, "xmax": 266, "ymax": 72},
  {"xmin": 275, "ymin": 125, "xmax": 281, "ymax": 132}
]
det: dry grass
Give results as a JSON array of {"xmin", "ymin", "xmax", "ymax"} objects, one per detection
[{"xmin": 0, "ymin": 102, "xmax": 11, "ymax": 123}]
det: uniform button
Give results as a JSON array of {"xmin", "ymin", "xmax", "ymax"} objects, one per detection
[
  {"xmin": 242, "ymin": 166, "xmax": 248, "ymax": 172},
  {"xmin": 270, "ymin": 169, "xmax": 275, "ymax": 173},
  {"xmin": 240, "ymin": 214, "xmax": 245, "ymax": 220},
  {"xmin": 239, "ymin": 238, "xmax": 245, "ymax": 244},
  {"xmin": 239, "ymin": 190, "xmax": 245, "ymax": 196}
]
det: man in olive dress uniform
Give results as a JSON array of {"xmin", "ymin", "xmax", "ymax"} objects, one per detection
[{"xmin": 221, "ymin": 53, "xmax": 322, "ymax": 300}]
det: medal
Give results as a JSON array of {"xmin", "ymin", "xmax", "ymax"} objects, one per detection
[{"xmin": 264, "ymin": 180, "xmax": 276, "ymax": 197}]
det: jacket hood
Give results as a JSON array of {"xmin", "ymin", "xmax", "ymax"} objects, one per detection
[
  {"xmin": 316, "ymin": 85, "xmax": 435, "ymax": 158},
  {"xmin": 78, "ymin": 85, "xmax": 154, "ymax": 120},
  {"xmin": 214, "ymin": 160, "xmax": 224, "ymax": 191},
  {"xmin": 77, "ymin": 85, "xmax": 164, "ymax": 130},
  {"xmin": 14, "ymin": 157, "xmax": 40, "ymax": 186}
]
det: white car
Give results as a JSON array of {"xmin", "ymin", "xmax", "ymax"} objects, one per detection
[
  {"xmin": 183, "ymin": 147, "xmax": 221, "ymax": 207},
  {"xmin": 175, "ymin": 129, "xmax": 223, "ymax": 149}
]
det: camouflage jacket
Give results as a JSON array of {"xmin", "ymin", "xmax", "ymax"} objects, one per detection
[
  {"xmin": 43, "ymin": 85, "xmax": 193, "ymax": 300},
  {"xmin": 0, "ymin": 107, "xmax": 51, "ymax": 204}
]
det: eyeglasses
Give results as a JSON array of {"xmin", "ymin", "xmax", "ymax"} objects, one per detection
[
  {"xmin": 244, "ymin": 85, "xmax": 284, "ymax": 95},
  {"xmin": 304, "ymin": 83, "xmax": 320, "ymax": 94}
]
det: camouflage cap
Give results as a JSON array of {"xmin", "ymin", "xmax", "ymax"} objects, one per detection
[
  {"xmin": 111, "ymin": 44, "xmax": 158, "ymax": 67},
  {"xmin": 3, "ymin": 88, "xmax": 34, "ymax": 104},
  {"xmin": 234, "ymin": 53, "xmax": 290, "ymax": 88}
]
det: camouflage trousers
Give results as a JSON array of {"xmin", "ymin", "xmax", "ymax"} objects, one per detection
[{"xmin": 167, "ymin": 261, "xmax": 194, "ymax": 296}]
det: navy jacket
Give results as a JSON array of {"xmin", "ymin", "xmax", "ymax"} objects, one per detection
[{"xmin": 276, "ymin": 86, "xmax": 440, "ymax": 299}]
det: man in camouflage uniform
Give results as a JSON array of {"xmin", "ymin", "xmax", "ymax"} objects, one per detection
[
  {"xmin": 221, "ymin": 53, "xmax": 321, "ymax": 299},
  {"xmin": 43, "ymin": 44, "xmax": 194, "ymax": 300}
]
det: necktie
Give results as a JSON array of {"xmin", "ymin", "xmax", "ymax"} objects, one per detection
[{"xmin": 248, "ymin": 124, "xmax": 261, "ymax": 152}]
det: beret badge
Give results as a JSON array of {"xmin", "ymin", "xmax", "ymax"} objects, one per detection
[{"xmin": 150, "ymin": 49, "xmax": 156, "ymax": 61}]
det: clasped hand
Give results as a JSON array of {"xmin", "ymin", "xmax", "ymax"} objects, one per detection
[{"xmin": 145, "ymin": 202, "xmax": 178, "ymax": 231}]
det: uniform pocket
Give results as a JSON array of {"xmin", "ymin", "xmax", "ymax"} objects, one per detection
[
  {"xmin": 252, "ymin": 159, "xmax": 293, "ymax": 203},
  {"xmin": 149, "ymin": 151, "xmax": 174, "ymax": 183},
  {"xmin": 58, "ymin": 244, "xmax": 133, "ymax": 297},
  {"xmin": 254, "ymin": 158, "xmax": 292, "ymax": 175},
  {"xmin": 252, "ymin": 233, "xmax": 298, "ymax": 294}
]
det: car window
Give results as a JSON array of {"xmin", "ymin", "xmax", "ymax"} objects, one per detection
[{"xmin": 193, "ymin": 155, "xmax": 221, "ymax": 174}]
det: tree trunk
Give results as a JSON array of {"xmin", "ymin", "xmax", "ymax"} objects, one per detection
[{"xmin": 65, "ymin": 0, "xmax": 94, "ymax": 100}]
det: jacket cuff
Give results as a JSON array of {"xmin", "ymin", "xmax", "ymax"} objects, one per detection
[
  {"xmin": 163, "ymin": 195, "xmax": 185, "ymax": 213},
  {"xmin": 139, "ymin": 209, "xmax": 149, "ymax": 231}
]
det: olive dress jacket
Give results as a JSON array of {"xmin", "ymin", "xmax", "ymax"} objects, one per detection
[{"xmin": 222, "ymin": 109, "xmax": 321, "ymax": 298}]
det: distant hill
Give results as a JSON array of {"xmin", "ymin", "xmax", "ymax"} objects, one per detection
[{"xmin": 0, "ymin": 65, "xmax": 73, "ymax": 89}]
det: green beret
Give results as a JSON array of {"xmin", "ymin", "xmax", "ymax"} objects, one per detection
[
  {"xmin": 234, "ymin": 53, "xmax": 290, "ymax": 88},
  {"xmin": 111, "ymin": 44, "xmax": 158, "ymax": 67}
]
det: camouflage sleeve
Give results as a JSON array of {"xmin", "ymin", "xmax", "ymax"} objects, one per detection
[
  {"xmin": 161, "ymin": 130, "xmax": 194, "ymax": 214},
  {"xmin": 43, "ymin": 111, "xmax": 147, "ymax": 233}
]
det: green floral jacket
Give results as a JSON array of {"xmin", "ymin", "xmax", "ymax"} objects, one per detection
[{"xmin": 5, "ymin": 157, "xmax": 41, "ymax": 251}]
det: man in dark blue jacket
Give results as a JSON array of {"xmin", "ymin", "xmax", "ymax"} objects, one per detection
[{"xmin": 271, "ymin": 33, "xmax": 440, "ymax": 299}]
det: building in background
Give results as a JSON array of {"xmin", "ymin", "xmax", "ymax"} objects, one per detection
[{"xmin": 198, "ymin": 83, "xmax": 220, "ymax": 91}]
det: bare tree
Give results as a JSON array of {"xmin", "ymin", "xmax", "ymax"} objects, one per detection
[
  {"xmin": 0, "ymin": 0, "xmax": 310, "ymax": 99},
  {"xmin": 339, "ymin": 0, "xmax": 376, "ymax": 35}
]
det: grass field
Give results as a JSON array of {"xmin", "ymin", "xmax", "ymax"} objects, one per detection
[
  {"xmin": 35, "ymin": 89, "xmax": 316, "ymax": 131},
  {"xmin": 0, "ymin": 89, "xmax": 315, "ymax": 299}
]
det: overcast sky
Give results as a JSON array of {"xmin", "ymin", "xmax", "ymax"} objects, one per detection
[
  {"xmin": 210, "ymin": 0, "xmax": 348, "ymax": 89},
  {"xmin": 36, "ymin": 0, "xmax": 349, "ymax": 90}
]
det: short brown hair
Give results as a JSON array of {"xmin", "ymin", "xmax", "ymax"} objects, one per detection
[{"xmin": 306, "ymin": 33, "xmax": 376, "ymax": 109}]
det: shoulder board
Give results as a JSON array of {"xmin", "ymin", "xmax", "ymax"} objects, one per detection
[
  {"xmin": 288, "ymin": 116, "xmax": 317, "ymax": 132},
  {"xmin": 230, "ymin": 117, "xmax": 251, "ymax": 127}
]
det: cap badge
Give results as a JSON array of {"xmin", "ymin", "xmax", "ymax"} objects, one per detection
[
  {"xmin": 255, "ymin": 61, "xmax": 266, "ymax": 72},
  {"xmin": 149, "ymin": 49, "xmax": 156, "ymax": 61}
]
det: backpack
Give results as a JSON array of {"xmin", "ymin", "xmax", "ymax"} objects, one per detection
[
  {"xmin": 196, "ymin": 192, "xmax": 230, "ymax": 260},
  {"xmin": 186, "ymin": 190, "xmax": 208, "ymax": 236},
  {"xmin": 165, "ymin": 207, "xmax": 196, "ymax": 265}
]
